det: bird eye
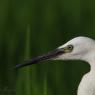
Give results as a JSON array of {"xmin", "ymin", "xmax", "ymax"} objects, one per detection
[
  {"xmin": 64, "ymin": 45, "xmax": 73, "ymax": 53},
  {"xmin": 67, "ymin": 45, "xmax": 73, "ymax": 50}
]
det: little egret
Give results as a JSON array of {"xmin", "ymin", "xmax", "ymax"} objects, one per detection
[{"xmin": 16, "ymin": 36, "xmax": 95, "ymax": 95}]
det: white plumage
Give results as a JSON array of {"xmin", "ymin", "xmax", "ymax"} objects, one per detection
[
  {"xmin": 58, "ymin": 36, "xmax": 95, "ymax": 95},
  {"xmin": 16, "ymin": 36, "xmax": 95, "ymax": 95}
]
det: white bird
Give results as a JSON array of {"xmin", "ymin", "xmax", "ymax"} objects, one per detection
[{"xmin": 16, "ymin": 36, "xmax": 95, "ymax": 95}]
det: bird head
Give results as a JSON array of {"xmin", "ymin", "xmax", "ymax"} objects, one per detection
[
  {"xmin": 57, "ymin": 36, "xmax": 95, "ymax": 61},
  {"xmin": 15, "ymin": 36, "xmax": 95, "ymax": 68}
]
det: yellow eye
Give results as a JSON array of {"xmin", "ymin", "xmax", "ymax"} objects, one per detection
[
  {"xmin": 64, "ymin": 45, "xmax": 73, "ymax": 53},
  {"xmin": 67, "ymin": 45, "xmax": 73, "ymax": 50}
]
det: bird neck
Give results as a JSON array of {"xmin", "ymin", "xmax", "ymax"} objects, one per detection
[
  {"xmin": 85, "ymin": 52, "xmax": 95, "ymax": 72},
  {"xmin": 89, "ymin": 60, "xmax": 95, "ymax": 72}
]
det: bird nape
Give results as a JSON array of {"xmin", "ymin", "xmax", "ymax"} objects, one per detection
[{"xmin": 16, "ymin": 36, "xmax": 95, "ymax": 95}]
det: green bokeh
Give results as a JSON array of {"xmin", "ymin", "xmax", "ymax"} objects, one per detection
[{"xmin": 0, "ymin": 0, "xmax": 95, "ymax": 95}]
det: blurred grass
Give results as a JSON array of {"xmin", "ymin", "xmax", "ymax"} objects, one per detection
[{"xmin": 0, "ymin": 0, "xmax": 95, "ymax": 95}]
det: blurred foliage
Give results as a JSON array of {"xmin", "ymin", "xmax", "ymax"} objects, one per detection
[{"xmin": 0, "ymin": 0, "xmax": 95, "ymax": 95}]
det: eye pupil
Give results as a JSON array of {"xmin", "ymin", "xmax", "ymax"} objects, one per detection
[
  {"xmin": 64, "ymin": 45, "xmax": 73, "ymax": 53},
  {"xmin": 68, "ymin": 45, "xmax": 73, "ymax": 50},
  {"xmin": 68, "ymin": 46, "xmax": 72, "ymax": 49}
]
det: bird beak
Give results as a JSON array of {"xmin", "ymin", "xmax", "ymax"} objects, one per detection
[{"xmin": 15, "ymin": 48, "xmax": 64, "ymax": 68}]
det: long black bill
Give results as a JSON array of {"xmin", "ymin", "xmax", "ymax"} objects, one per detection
[{"xmin": 15, "ymin": 48, "xmax": 64, "ymax": 68}]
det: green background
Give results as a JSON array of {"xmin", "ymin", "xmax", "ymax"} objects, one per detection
[{"xmin": 0, "ymin": 0, "xmax": 95, "ymax": 95}]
